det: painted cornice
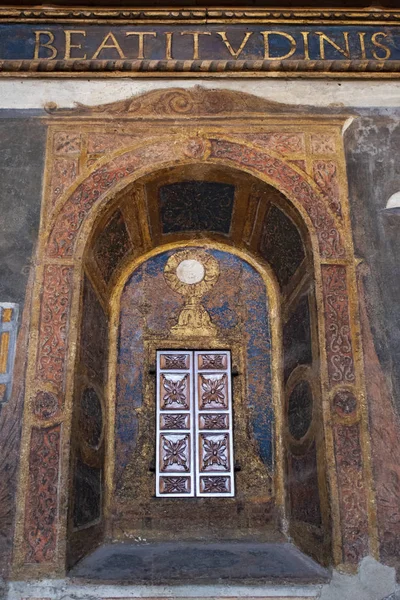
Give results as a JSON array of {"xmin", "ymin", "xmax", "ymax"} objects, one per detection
[{"xmin": 0, "ymin": 6, "xmax": 400, "ymax": 24}]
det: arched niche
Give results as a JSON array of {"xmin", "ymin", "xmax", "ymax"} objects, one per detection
[
  {"xmin": 13, "ymin": 88, "xmax": 374, "ymax": 580},
  {"xmin": 65, "ymin": 164, "xmax": 330, "ymax": 569}
]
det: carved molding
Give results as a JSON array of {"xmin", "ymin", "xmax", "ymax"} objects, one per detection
[
  {"xmin": 47, "ymin": 86, "xmax": 298, "ymax": 118},
  {"xmin": 1, "ymin": 7, "xmax": 399, "ymax": 23},
  {"xmin": 3, "ymin": 58, "xmax": 400, "ymax": 76}
]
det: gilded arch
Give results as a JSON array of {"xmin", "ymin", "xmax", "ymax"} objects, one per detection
[
  {"xmin": 12, "ymin": 87, "xmax": 376, "ymax": 578},
  {"xmin": 45, "ymin": 136, "xmax": 344, "ymax": 260}
]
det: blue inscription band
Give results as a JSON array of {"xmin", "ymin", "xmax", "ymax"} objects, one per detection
[{"xmin": 0, "ymin": 9, "xmax": 399, "ymax": 75}]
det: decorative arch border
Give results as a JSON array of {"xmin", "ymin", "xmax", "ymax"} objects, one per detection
[
  {"xmin": 12, "ymin": 127, "xmax": 377, "ymax": 577},
  {"xmin": 45, "ymin": 135, "xmax": 345, "ymax": 261}
]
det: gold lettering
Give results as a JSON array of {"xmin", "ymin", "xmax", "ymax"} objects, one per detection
[
  {"xmin": 125, "ymin": 32, "xmax": 156, "ymax": 60},
  {"xmin": 316, "ymin": 31, "xmax": 350, "ymax": 59},
  {"xmin": 165, "ymin": 32, "xmax": 173, "ymax": 60},
  {"xmin": 180, "ymin": 31, "xmax": 211, "ymax": 60},
  {"xmin": 300, "ymin": 31, "xmax": 311, "ymax": 60},
  {"xmin": 371, "ymin": 32, "xmax": 391, "ymax": 60},
  {"xmin": 92, "ymin": 32, "xmax": 126, "ymax": 60},
  {"xmin": 64, "ymin": 30, "xmax": 87, "ymax": 60},
  {"xmin": 358, "ymin": 32, "xmax": 367, "ymax": 60},
  {"xmin": 261, "ymin": 31, "xmax": 296, "ymax": 60},
  {"xmin": 33, "ymin": 30, "xmax": 57, "ymax": 60},
  {"xmin": 216, "ymin": 31, "xmax": 253, "ymax": 59}
]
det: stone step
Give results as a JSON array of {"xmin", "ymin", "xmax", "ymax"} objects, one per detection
[
  {"xmin": 68, "ymin": 541, "xmax": 330, "ymax": 586},
  {"xmin": 7, "ymin": 580, "xmax": 322, "ymax": 600}
]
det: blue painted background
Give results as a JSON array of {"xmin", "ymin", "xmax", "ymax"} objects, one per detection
[{"xmin": 116, "ymin": 248, "xmax": 274, "ymax": 486}]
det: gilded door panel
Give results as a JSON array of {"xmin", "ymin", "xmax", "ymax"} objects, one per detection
[
  {"xmin": 160, "ymin": 373, "xmax": 190, "ymax": 410},
  {"xmin": 195, "ymin": 351, "xmax": 235, "ymax": 497},
  {"xmin": 159, "ymin": 476, "xmax": 191, "ymax": 495},
  {"xmin": 160, "ymin": 413, "xmax": 190, "ymax": 430},
  {"xmin": 198, "ymin": 373, "xmax": 229, "ymax": 410},
  {"xmin": 159, "ymin": 433, "xmax": 191, "ymax": 473},
  {"xmin": 199, "ymin": 476, "xmax": 232, "ymax": 494},
  {"xmin": 199, "ymin": 413, "xmax": 229, "ymax": 430},
  {"xmin": 199, "ymin": 432, "xmax": 231, "ymax": 471},
  {"xmin": 157, "ymin": 350, "xmax": 235, "ymax": 497},
  {"xmin": 156, "ymin": 351, "xmax": 194, "ymax": 497}
]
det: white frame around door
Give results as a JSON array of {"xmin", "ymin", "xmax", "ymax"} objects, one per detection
[{"xmin": 156, "ymin": 350, "xmax": 235, "ymax": 498}]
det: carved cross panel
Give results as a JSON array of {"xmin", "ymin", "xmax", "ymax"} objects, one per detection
[{"xmin": 156, "ymin": 350, "xmax": 235, "ymax": 498}]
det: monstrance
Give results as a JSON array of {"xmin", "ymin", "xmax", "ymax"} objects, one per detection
[{"xmin": 164, "ymin": 249, "xmax": 219, "ymax": 337}]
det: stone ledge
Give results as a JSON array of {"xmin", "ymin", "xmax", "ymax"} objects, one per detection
[{"xmin": 7, "ymin": 580, "xmax": 321, "ymax": 600}]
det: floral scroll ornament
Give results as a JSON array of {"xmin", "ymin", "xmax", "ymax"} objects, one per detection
[
  {"xmin": 162, "ymin": 435, "xmax": 189, "ymax": 471},
  {"xmin": 162, "ymin": 374, "xmax": 188, "ymax": 408},
  {"xmin": 24, "ymin": 425, "xmax": 61, "ymax": 562},
  {"xmin": 201, "ymin": 476, "xmax": 229, "ymax": 493},
  {"xmin": 201, "ymin": 374, "xmax": 227, "ymax": 408},
  {"xmin": 164, "ymin": 249, "xmax": 219, "ymax": 337},
  {"xmin": 162, "ymin": 414, "xmax": 188, "ymax": 430},
  {"xmin": 322, "ymin": 265, "xmax": 356, "ymax": 385},
  {"xmin": 31, "ymin": 390, "xmax": 59, "ymax": 419},
  {"xmin": 333, "ymin": 389, "xmax": 357, "ymax": 417},
  {"xmin": 202, "ymin": 434, "xmax": 229, "ymax": 470},
  {"xmin": 201, "ymin": 354, "xmax": 226, "ymax": 369},
  {"xmin": 162, "ymin": 477, "xmax": 189, "ymax": 494},
  {"xmin": 164, "ymin": 354, "xmax": 188, "ymax": 369},
  {"xmin": 184, "ymin": 137, "xmax": 207, "ymax": 160},
  {"xmin": 201, "ymin": 414, "xmax": 228, "ymax": 429}
]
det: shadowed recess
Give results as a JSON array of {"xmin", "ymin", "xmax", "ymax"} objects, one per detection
[
  {"xmin": 80, "ymin": 388, "xmax": 103, "ymax": 449},
  {"xmin": 114, "ymin": 248, "xmax": 275, "ymax": 540},
  {"xmin": 288, "ymin": 442, "xmax": 322, "ymax": 527},
  {"xmin": 80, "ymin": 277, "xmax": 108, "ymax": 385},
  {"xmin": 288, "ymin": 380, "xmax": 313, "ymax": 441},
  {"xmin": 159, "ymin": 181, "xmax": 235, "ymax": 234},
  {"xmin": 259, "ymin": 205, "xmax": 305, "ymax": 289},
  {"xmin": 283, "ymin": 295, "xmax": 312, "ymax": 383},
  {"xmin": 93, "ymin": 209, "xmax": 132, "ymax": 284},
  {"xmin": 73, "ymin": 459, "xmax": 102, "ymax": 529},
  {"xmin": 68, "ymin": 541, "xmax": 329, "ymax": 583}
]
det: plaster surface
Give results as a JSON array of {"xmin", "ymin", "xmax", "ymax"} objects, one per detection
[
  {"xmin": 0, "ymin": 119, "xmax": 46, "ymax": 304},
  {"xmin": 6, "ymin": 580, "xmax": 321, "ymax": 600},
  {"xmin": 0, "ymin": 79, "xmax": 400, "ymax": 110},
  {"xmin": 319, "ymin": 557, "xmax": 399, "ymax": 600}
]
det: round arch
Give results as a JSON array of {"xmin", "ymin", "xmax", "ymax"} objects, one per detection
[{"xmin": 42, "ymin": 135, "xmax": 345, "ymax": 264}]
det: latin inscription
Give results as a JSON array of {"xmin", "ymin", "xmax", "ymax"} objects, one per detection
[{"xmin": 0, "ymin": 24, "xmax": 398, "ymax": 63}]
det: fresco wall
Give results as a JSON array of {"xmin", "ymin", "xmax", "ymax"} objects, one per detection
[
  {"xmin": 0, "ymin": 118, "xmax": 46, "ymax": 576},
  {"xmin": 0, "ymin": 96, "xmax": 399, "ymax": 578},
  {"xmin": 345, "ymin": 117, "xmax": 400, "ymax": 571}
]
